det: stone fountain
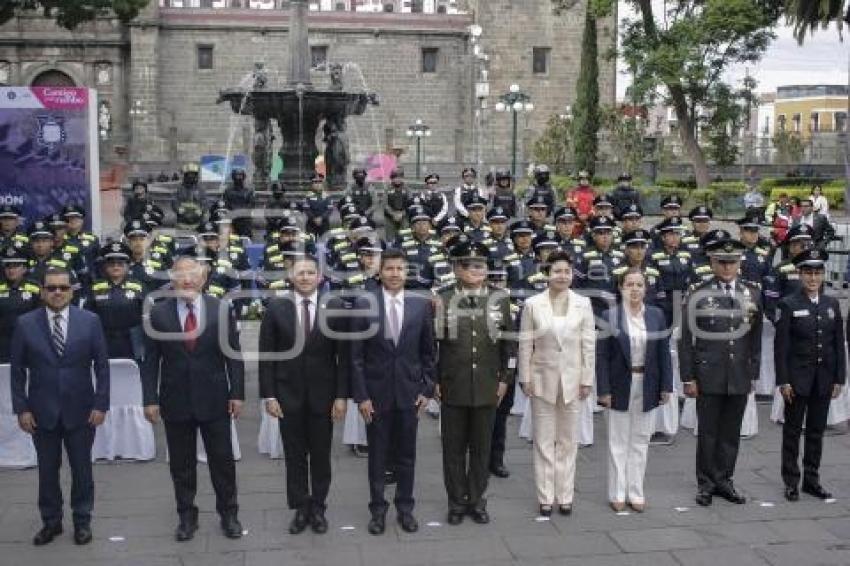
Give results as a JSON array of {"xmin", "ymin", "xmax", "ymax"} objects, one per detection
[{"xmin": 217, "ymin": 0, "xmax": 378, "ymax": 191}]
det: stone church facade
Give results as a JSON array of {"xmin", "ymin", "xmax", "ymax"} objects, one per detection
[{"xmin": 0, "ymin": 1, "xmax": 616, "ymax": 179}]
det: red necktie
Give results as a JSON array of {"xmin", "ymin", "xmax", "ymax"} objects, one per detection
[{"xmin": 184, "ymin": 303, "xmax": 197, "ymax": 352}]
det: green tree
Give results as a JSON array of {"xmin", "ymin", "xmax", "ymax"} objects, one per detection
[
  {"xmin": 571, "ymin": 3, "xmax": 600, "ymax": 176},
  {"xmin": 782, "ymin": 0, "xmax": 849, "ymax": 42},
  {"xmin": 772, "ymin": 130, "xmax": 805, "ymax": 165},
  {"xmin": 554, "ymin": 0, "xmax": 778, "ymax": 188},
  {"xmin": 598, "ymin": 105, "xmax": 643, "ymax": 175},
  {"xmin": 533, "ymin": 114, "xmax": 573, "ymax": 174},
  {"xmin": 702, "ymin": 79, "xmax": 758, "ymax": 166},
  {"xmin": 0, "ymin": 0, "xmax": 150, "ymax": 29}
]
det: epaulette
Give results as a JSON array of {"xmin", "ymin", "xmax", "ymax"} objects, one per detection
[
  {"xmin": 612, "ymin": 266, "xmax": 627, "ymax": 276},
  {"xmin": 328, "ymin": 227, "xmax": 344, "ymax": 236},
  {"xmin": 269, "ymin": 280, "xmax": 287, "ymax": 290},
  {"xmin": 228, "ymin": 245, "xmax": 244, "ymax": 253},
  {"xmin": 207, "ymin": 284, "xmax": 225, "ymax": 297},
  {"xmin": 340, "ymin": 253, "xmax": 357, "ymax": 263},
  {"xmin": 779, "ymin": 263, "xmax": 796, "ymax": 274},
  {"xmin": 428, "ymin": 253, "xmax": 446, "ymax": 263},
  {"xmin": 347, "ymin": 274, "xmax": 365, "ymax": 285},
  {"xmin": 503, "ymin": 253, "xmax": 519, "ymax": 262},
  {"xmin": 571, "ymin": 238, "xmax": 586, "ymax": 246},
  {"xmin": 92, "ymin": 281, "xmax": 110, "ymax": 292},
  {"xmin": 124, "ymin": 281, "xmax": 143, "ymax": 292},
  {"xmin": 402, "ymin": 240, "xmax": 416, "ymax": 248},
  {"xmin": 216, "ymin": 259, "xmax": 233, "ymax": 268},
  {"xmin": 755, "ymin": 247, "xmax": 770, "ymax": 256},
  {"xmin": 399, "ymin": 228, "xmax": 412, "ymax": 237},
  {"xmin": 528, "ymin": 272, "xmax": 546, "ymax": 283},
  {"xmin": 265, "ymin": 244, "xmax": 280, "ymax": 254},
  {"xmin": 677, "ymin": 251, "xmax": 691, "ymax": 259},
  {"xmin": 80, "ymin": 233, "xmax": 97, "ymax": 241},
  {"xmin": 645, "ymin": 267, "xmax": 660, "ymax": 277},
  {"xmin": 482, "ymin": 238, "xmax": 494, "ymax": 246},
  {"xmin": 428, "ymin": 239, "xmax": 442, "ymax": 247},
  {"xmin": 694, "ymin": 265, "xmax": 712, "ymax": 274},
  {"xmin": 63, "ymin": 244, "xmax": 80, "ymax": 254},
  {"xmin": 651, "ymin": 252, "xmax": 666, "ymax": 260},
  {"xmin": 612, "ymin": 250, "xmax": 624, "ymax": 258},
  {"xmin": 158, "ymin": 234, "xmax": 173, "ymax": 243},
  {"xmin": 334, "ymin": 241, "xmax": 349, "ymax": 252},
  {"xmin": 47, "ymin": 259, "xmax": 67, "ymax": 268},
  {"xmin": 544, "ymin": 224, "xmax": 556, "ymax": 231},
  {"xmin": 583, "ymin": 250, "xmax": 599, "ymax": 259},
  {"xmin": 681, "ymin": 235, "xmax": 698, "ymax": 243},
  {"xmin": 0, "ymin": 282, "xmax": 10, "ymax": 292},
  {"xmin": 22, "ymin": 282, "xmax": 41, "ymax": 293}
]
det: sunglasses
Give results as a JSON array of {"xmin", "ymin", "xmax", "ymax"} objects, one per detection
[{"xmin": 45, "ymin": 285, "xmax": 72, "ymax": 292}]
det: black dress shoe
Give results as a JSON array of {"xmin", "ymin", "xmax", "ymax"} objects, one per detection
[
  {"xmin": 289, "ymin": 510, "xmax": 309, "ymax": 535},
  {"xmin": 367, "ymin": 514, "xmax": 386, "ymax": 535},
  {"xmin": 490, "ymin": 464, "xmax": 511, "ymax": 478},
  {"xmin": 310, "ymin": 510, "xmax": 328, "ymax": 534},
  {"xmin": 447, "ymin": 510, "xmax": 464, "ymax": 525},
  {"xmin": 73, "ymin": 526, "xmax": 92, "ymax": 545},
  {"xmin": 221, "ymin": 515, "xmax": 243, "ymax": 539},
  {"xmin": 398, "ymin": 513, "xmax": 418, "ymax": 533},
  {"xmin": 175, "ymin": 520, "xmax": 198, "ymax": 542},
  {"xmin": 558, "ymin": 504, "xmax": 572, "ymax": 516},
  {"xmin": 695, "ymin": 491, "xmax": 713, "ymax": 506},
  {"xmin": 469, "ymin": 509, "xmax": 490, "ymax": 524},
  {"xmin": 785, "ymin": 486, "xmax": 800, "ymax": 501},
  {"xmin": 802, "ymin": 483, "xmax": 833, "ymax": 500},
  {"xmin": 33, "ymin": 524, "xmax": 62, "ymax": 546},
  {"xmin": 384, "ymin": 470, "xmax": 397, "ymax": 485},
  {"xmin": 715, "ymin": 485, "xmax": 746, "ymax": 504},
  {"xmin": 538, "ymin": 505, "xmax": 552, "ymax": 517}
]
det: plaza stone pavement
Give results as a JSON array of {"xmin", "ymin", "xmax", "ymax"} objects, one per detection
[{"xmin": 5, "ymin": 366, "xmax": 850, "ymax": 566}]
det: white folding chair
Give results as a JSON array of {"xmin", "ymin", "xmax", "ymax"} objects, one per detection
[
  {"xmin": 258, "ymin": 402, "xmax": 283, "ymax": 459},
  {"xmin": 197, "ymin": 419, "xmax": 241, "ymax": 463},
  {"xmin": 0, "ymin": 364, "xmax": 37, "ymax": 468},
  {"xmin": 92, "ymin": 359, "xmax": 156, "ymax": 461}
]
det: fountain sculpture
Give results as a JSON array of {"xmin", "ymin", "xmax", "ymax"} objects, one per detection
[{"xmin": 217, "ymin": 0, "xmax": 378, "ymax": 191}]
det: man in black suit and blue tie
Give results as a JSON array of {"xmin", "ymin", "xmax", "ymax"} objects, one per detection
[
  {"xmin": 351, "ymin": 248, "xmax": 437, "ymax": 535},
  {"xmin": 11, "ymin": 267, "xmax": 110, "ymax": 546},
  {"xmin": 142, "ymin": 254, "xmax": 245, "ymax": 542}
]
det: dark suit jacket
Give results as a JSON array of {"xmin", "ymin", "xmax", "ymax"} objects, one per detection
[
  {"xmin": 775, "ymin": 291, "xmax": 846, "ymax": 397},
  {"xmin": 678, "ymin": 278, "xmax": 763, "ymax": 395},
  {"xmin": 596, "ymin": 305, "xmax": 673, "ymax": 412},
  {"xmin": 258, "ymin": 292, "xmax": 349, "ymax": 415},
  {"xmin": 793, "ymin": 214, "xmax": 835, "ymax": 249},
  {"xmin": 10, "ymin": 306, "xmax": 110, "ymax": 430},
  {"xmin": 141, "ymin": 296, "xmax": 245, "ymax": 422},
  {"xmin": 350, "ymin": 291, "xmax": 436, "ymax": 411}
]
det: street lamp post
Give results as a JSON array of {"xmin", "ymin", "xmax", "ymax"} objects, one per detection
[
  {"xmin": 406, "ymin": 119, "xmax": 431, "ymax": 179},
  {"xmin": 495, "ymin": 84, "xmax": 533, "ymax": 179}
]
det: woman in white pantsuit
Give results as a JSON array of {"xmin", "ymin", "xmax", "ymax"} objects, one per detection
[
  {"xmin": 597, "ymin": 269, "xmax": 674, "ymax": 512},
  {"xmin": 518, "ymin": 251, "xmax": 596, "ymax": 517}
]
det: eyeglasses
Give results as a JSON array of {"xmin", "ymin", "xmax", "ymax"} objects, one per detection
[{"xmin": 45, "ymin": 285, "xmax": 72, "ymax": 292}]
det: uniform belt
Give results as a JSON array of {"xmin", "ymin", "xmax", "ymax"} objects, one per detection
[{"xmin": 631, "ymin": 366, "xmax": 645, "ymax": 373}]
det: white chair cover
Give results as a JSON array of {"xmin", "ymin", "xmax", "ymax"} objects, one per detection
[
  {"xmin": 257, "ymin": 402, "xmax": 283, "ymax": 459},
  {"xmin": 92, "ymin": 359, "xmax": 156, "ymax": 461},
  {"xmin": 0, "ymin": 364, "xmax": 37, "ymax": 468},
  {"xmin": 519, "ymin": 401, "xmax": 533, "ymax": 440},
  {"xmin": 652, "ymin": 340, "xmax": 680, "ymax": 435},
  {"xmin": 342, "ymin": 400, "xmax": 368, "ymax": 446},
  {"xmin": 771, "ymin": 385, "xmax": 850, "ymax": 426},
  {"xmin": 757, "ymin": 319, "xmax": 776, "ymax": 395},
  {"xmin": 681, "ymin": 392, "xmax": 758, "ymax": 436}
]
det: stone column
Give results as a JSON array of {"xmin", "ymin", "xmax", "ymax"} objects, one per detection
[{"xmin": 287, "ymin": 0, "xmax": 312, "ymax": 88}]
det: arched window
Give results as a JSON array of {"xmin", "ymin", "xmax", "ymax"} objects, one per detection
[{"xmin": 31, "ymin": 69, "xmax": 76, "ymax": 87}]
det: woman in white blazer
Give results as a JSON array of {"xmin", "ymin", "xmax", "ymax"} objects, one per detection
[{"xmin": 518, "ymin": 250, "xmax": 596, "ymax": 516}]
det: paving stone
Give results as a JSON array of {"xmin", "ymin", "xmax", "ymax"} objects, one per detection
[
  {"xmin": 609, "ymin": 527, "xmax": 708, "ymax": 553},
  {"xmin": 672, "ymin": 546, "xmax": 771, "ymax": 566}
]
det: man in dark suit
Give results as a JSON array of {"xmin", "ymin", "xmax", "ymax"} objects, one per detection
[
  {"xmin": 350, "ymin": 248, "xmax": 436, "ymax": 535},
  {"xmin": 11, "ymin": 267, "xmax": 110, "ymax": 546},
  {"xmin": 141, "ymin": 254, "xmax": 245, "ymax": 541},
  {"xmin": 774, "ymin": 248, "xmax": 845, "ymax": 502},
  {"xmin": 259, "ymin": 255, "xmax": 348, "ymax": 535},
  {"xmin": 680, "ymin": 234, "xmax": 763, "ymax": 507}
]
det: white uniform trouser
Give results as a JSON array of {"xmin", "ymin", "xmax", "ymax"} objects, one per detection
[
  {"xmin": 607, "ymin": 373, "xmax": 654, "ymax": 504},
  {"xmin": 531, "ymin": 388, "xmax": 579, "ymax": 505}
]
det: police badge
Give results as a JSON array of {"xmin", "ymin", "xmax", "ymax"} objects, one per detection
[{"xmin": 36, "ymin": 115, "xmax": 67, "ymax": 151}]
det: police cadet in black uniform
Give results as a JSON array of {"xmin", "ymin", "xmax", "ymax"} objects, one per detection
[
  {"xmin": 223, "ymin": 168, "xmax": 256, "ymax": 238},
  {"xmin": 123, "ymin": 180, "xmax": 151, "ymax": 227},
  {"xmin": 63, "ymin": 204, "xmax": 100, "ymax": 269},
  {"xmin": 463, "ymin": 196, "xmax": 491, "ymax": 243},
  {"xmin": 764, "ymin": 224, "xmax": 814, "ymax": 321},
  {"xmin": 344, "ymin": 168, "xmax": 375, "ymax": 220},
  {"xmin": 737, "ymin": 210, "xmax": 772, "ymax": 288},
  {"xmin": 574, "ymin": 216, "xmax": 623, "ymax": 317},
  {"xmin": 490, "ymin": 169, "xmax": 517, "ymax": 219},
  {"xmin": 25, "ymin": 220, "xmax": 80, "ymax": 297},
  {"xmin": 679, "ymin": 234, "xmax": 762, "ymax": 507},
  {"xmin": 433, "ymin": 216, "xmax": 464, "ymax": 289},
  {"xmin": 588, "ymin": 194, "xmax": 621, "ymax": 247},
  {"xmin": 615, "ymin": 229, "xmax": 659, "ymax": 304},
  {"xmin": 384, "ymin": 168, "xmax": 410, "ymax": 242},
  {"xmin": 609, "ymin": 173, "xmax": 641, "ymax": 218},
  {"xmin": 0, "ymin": 247, "xmax": 41, "ymax": 362},
  {"xmin": 397, "ymin": 205, "xmax": 442, "ymax": 289},
  {"xmin": 46, "ymin": 212, "xmax": 89, "ymax": 287},
  {"xmin": 303, "ymin": 173, "xmax": 334, "ymax": 238},
  {"xmin": 648, "ymin": 217, "xmax": 693, "ymax": 328},
  {"xmin": 651, "ymin": 195, "xmax": 685, "ymax": 249},
  {"xmin": 260, "ymin": 216, "xmax": 316, "ymax": 291},
  {"xmin": 505, "ymin": 220, "xmax": 536, "ymax": 284},
  {"xmin": 453, "ymin": 167, "xmax": 481, "ymax": 219},
  {"xmin": 618, "ymin": 203, "xmax": 644, "ymax": 243},
  {"xmin": 682, "ymin": 206, "xmax": 713, "ymax": 259},
  {"xmin": 265, "ymin": 182, "xmax": 302, "ymax": 233},
  {"xmin": 0, "ymin": 204, "xmax": 29, "ymax": 253},
  {"xmin": 173, "ymin": 163, "xmax": 207, "ymax": 230},
  {"xmin": 525, "ymin": 165, "xmax": 556, "ymax": 213},
  {"xmin": 412, "ymin": 174, "xmax": 449, "ymax": 223},
  {"xmin": 484, "ymin": 206, "xmax": 514, "ymax": 261},
  {"xmin": 526, "ymin": 195, "xmax": 554, "ymax": 236},
  {"xmin": 774, "ymin": 248, "xmax": 845, "ymax": 502},
  {"xmin": 123, "ymin": 219, "xmax": 164, "ymax": 295},
  {"xmin": 552, "ymin": 206, "xmax": 585, "ymax": 258},
  {"xmin": 85, "ymin": 242, "xmax": 145, "ymax": 361}
]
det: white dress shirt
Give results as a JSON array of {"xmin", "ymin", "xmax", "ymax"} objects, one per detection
[
  {"xmin": 176, "ymin": 294, "xmax": 203, "ymax": 330},
  {"xmin": 294, "ymin": 290, "xmax": 318, "ymax": 329},
  {"xmin": 46, "ymin": 306, "xmax": 70, "ymax": 339},
  {"xmin": 383, "ymin": 288, "xmax": 404, "ymax": 338},
  {"xmin": 624, "ymin": 305, "xmax": 647, "ymax": 369}
]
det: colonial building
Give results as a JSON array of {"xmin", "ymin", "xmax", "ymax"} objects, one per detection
[{"xmin": 0, "ymin": 1, "xmax": 616, "ymax": 179}]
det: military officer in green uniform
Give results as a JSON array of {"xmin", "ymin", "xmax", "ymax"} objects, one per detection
[{"xmin": 434, "ymin": 235, "xmax": 515, "ymax": 526}]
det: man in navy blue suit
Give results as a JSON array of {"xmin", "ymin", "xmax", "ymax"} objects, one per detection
[
  {"xmin": 351, "ymin": 248, "xmax": 437, "ymax": 535},
  {"xmin": 10, "ymin": 266, "xmax": 110, "ymax": 546}
]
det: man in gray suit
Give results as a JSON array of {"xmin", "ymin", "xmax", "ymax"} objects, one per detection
[{"xmin": 142, "ymin": 254, "xmax": 245, "ymax": 542}]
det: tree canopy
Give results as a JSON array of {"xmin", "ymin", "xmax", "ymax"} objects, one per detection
[{"xmin": 0, "ymin": 0, "xmax": 150, "ymax": 30}]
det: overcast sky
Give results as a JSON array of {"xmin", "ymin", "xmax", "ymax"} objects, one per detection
[{"xmin": 615, "ymin": 2, "xmax": 849, "ymax": 100}]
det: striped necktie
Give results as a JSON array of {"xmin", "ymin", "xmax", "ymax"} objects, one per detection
[{"xmin": 52, "ymin": 313, "xmax": 65, "ymax": 356}]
